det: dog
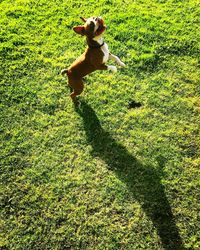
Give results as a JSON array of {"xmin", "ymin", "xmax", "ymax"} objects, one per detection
[{"xmin": 61, "ymin": 16, "xmax": 125, "ymax": 104}]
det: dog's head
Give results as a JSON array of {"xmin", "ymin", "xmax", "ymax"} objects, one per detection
[{"xmin": 73, "ymin": 17, "xmax": 106, "ymax": 38}]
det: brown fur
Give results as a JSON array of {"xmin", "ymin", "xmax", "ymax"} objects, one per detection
[
  {"xmin": 62, "ymin": 17, "xmax": 108, "ymax": 103},
  {"xmin": 67, "ymin": 44, "xmax": 108, "ymax": 102}
]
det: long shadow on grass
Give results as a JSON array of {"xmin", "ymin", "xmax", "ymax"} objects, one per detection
[{"xmin": 77, "ymin": 101, "xmax": 184, "ymax": 250}]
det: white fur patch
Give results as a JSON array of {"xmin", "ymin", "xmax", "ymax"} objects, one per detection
[
  {"xmin": 109, "ymin": 54, "xmax": 125, "ymax": 67},
  {"xmin": 93, "ymin": 36, "xmax": 109, "ymax": 64},
  {"xmin": 86, "ymin": 17, "xmax": 99, "ymax": 32},
  {"xmin": 101, "ymin": 43, "xmax": 109, "ymax": 64},
  {"xmin": 108, "ymin": 65, "xmax": 117, "ymax": 73}
]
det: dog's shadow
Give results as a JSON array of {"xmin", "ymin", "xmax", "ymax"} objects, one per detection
[{"xmin": 77, "ymin": 101, "xmax": 185, "ymax": 250}]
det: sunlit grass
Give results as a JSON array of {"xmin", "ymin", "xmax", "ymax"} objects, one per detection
[{"xmin": 1, "ymin": 0, "xmax": 199, "ymax": 249}]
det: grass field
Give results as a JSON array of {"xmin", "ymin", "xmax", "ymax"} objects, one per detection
[{"xmin": 1, "ymin": 0, "xmax": 200, "ymax": 249}]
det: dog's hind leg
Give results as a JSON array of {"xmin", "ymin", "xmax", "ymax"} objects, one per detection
[
  {"xmin": 69, "ymin": 78, "xmax": 84, "ymax": 104},
  {"xmin": 69, "ymin": 86, "xmax": 73, "ymax": 93},
  {"xmin": 61, "ymin": 69, "xmax": 74, "ymax": 94}
]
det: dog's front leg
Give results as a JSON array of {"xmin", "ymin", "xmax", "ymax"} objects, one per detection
[
  {"xmin": 109, "ymin": 53, "xmax": 125, "ymax": 67},
  {"xmin": 99, "ymin": 64, "xmax": 117, "ymax": 73}
]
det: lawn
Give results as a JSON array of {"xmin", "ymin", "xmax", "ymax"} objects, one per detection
[{"xmin": 0, "ymin": 0, "xmax": 199, "ymax": 249}]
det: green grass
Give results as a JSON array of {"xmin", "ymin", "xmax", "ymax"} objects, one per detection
[{"xmin": 0, "ymin": 0, "xmax": 200, "ymax": 249}]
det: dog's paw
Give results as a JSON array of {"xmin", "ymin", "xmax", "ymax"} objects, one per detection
[
  {"xmin": 108, "ymin": 65, "xmax": 117, "ymax": 73},
  {"xmin": 119, "ymin": 61, "xmax": 126, "ymax": 67}
]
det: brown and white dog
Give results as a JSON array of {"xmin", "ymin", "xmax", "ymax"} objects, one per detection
[{"xmin": 61, "ymin": 16, "xmax": 125, "ymax": 104}]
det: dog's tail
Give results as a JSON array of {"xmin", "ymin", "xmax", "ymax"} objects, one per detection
[{"xmin": 61, "ymin": 69, "xmax": 68, "ymax": 76}]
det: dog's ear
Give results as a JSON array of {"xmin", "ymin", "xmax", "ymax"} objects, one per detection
[
  {"xmin": 73, "ymin": 26, "xmax": 85, "ymax": 36},
  {"xmin": 80, "ymin": 17, "xmax": 87, "ymax": 22}
]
